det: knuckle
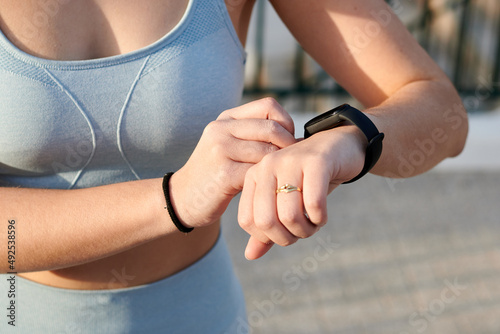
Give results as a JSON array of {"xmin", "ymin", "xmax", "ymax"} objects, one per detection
[
  {"xmin": 244, "ymin": 165, "xmax": 257, "ymax": 181},
  {"xmin": 266, "ymin": 120, "xmax": 283, "ymax": 135},
  {"xmin": 294, "ymin": 230, "xmax": 312, "ymax": 240},
  {"xmin": 216, "ymin": 107, "xmax": 234, "ymax": 120},
  {"xmin": 279, "ymin": 211, "xmax": 300, "ymax": 227},
  {"xmin": 285, "ymin": 220, "xmax": 313, "ymax": 239},
  {"xmin": 304, "ymin": 196, "xmax": 323, "ymax": 214},
  {"xmin": 243, "ymin": 165, "xmax": 262, "ymax": 186},
  {"xmin": 259, "ymin": 153, "xmax": 278, "ymax": 168},
  {"xmin": 304, "ymin": 199, "xmax": 328, "ymax": 225},
  {"xmin": 302, "ymin": 227, "xmax": 318, "ymax": 238},
  {"xmin": 203, "ymin": 120, "xmax": 219, "ymax": 135},
  {"xmin": 260, "ymin": 97, "xmax": 280, "ymax": 110},
  {"xmin": 210, "ymin": 142, "xmax": 226, "ymax": 159},
  {"xmin": 317, "ymin": 215, "xmax": 328, "ymax": 226},
  {"xmin": 216, "ymin": 161, "xmax": 234, "ymax": 182},
  {"xmin": 279, "ymin": 237, "xmax": 298, "ymax": 247},
  {"xmin": 252, "ymin": 144, "xmax": 276, "ymax": 159},
  {"xmin": 238, "ymin": 215, "xmax": 252, "ymax": 230},
  {"xmin": 255, "ymin": 218, "xmax": 275, "ymax": 232},
  {"xmin": 265, "ymin": 144, "xmax": 279, "ymax": 154}
]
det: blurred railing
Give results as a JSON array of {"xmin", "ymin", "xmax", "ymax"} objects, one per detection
[{"xmin": 243, "ymin": 0, "xmax": 500, "ymax": 111}]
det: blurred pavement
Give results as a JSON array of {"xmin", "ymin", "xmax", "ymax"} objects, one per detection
[{"xmin": 221, "ymin": 110, "xmax": 500, "ymax": 333}]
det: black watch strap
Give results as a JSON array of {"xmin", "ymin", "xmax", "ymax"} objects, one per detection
[{"xmin": 304, "ymin": 104, "xmax": 384, "ymax": 184}]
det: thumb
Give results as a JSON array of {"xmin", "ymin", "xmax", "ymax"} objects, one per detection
[{"xmin": 245, "ymin": 236, "xmax": 274, "ymax": 260}]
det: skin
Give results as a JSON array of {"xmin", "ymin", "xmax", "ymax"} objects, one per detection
[
  {"xmin": 239, "ymin": 0, "xmax": 469, "ymax": 259},
  {"xmin": 0, "ymin": 0, "xmax": 468, "ymax": 289}
]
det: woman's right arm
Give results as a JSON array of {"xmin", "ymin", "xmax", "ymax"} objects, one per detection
[
  {"xmin": 0, "ymin": 178, "xmax": 173, "ymax": 273},
  {"xmin": 0, "ymin": 98, "xmax": 296, "ymax": 273}
]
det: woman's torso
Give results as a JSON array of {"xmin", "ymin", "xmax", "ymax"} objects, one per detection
[{"xmin": 0, "ymin": 0, "xmax": 254, "ymax": 289}]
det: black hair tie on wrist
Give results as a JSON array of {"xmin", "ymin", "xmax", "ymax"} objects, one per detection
[{"xmin": 162, "ymin": 173, "xmax": 194, "ymax": 234}]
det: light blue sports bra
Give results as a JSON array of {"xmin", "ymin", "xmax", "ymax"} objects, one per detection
[{"xmin": 0, "ymin": 0, "xmax": 246, "ymax": 189}]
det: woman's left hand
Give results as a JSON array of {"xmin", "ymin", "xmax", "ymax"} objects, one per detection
[{"xmin": 238, "ymin": 125, "xmax": 367, "ymax": 260}]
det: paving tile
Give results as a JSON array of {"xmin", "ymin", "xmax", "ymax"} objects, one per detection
[{"xmin": 222, "ymin": 171, "xmax": 500, "ymax": 334}]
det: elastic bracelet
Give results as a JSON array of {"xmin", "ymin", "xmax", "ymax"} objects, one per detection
[{"xmin": 162, "ymin": 173, "xmax": 194, "ymax": 234}]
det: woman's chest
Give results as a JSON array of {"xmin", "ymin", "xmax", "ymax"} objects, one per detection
[
  {"xmin": 0, "ymin": 0, "xmax": 252, "ymax": 61},
  {"xmin": 0, "ymin": 0, "xmax": 247, "ymax": 188}
]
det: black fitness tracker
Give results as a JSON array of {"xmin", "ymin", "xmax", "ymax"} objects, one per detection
[{"xmin": 304, "ymin": 104, "xmax": 384, "ymax": 184}]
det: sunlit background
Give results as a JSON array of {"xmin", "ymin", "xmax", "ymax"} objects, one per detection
[
  {"xmin": 222, "ymin": 1, "xmax": 500, "ymax": 333},
  {"xmin": 243, "ymin": 0, "xmax": 500, "ymax": 113}
]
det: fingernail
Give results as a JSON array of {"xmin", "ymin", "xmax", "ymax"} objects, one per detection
[{"xmin": 244, "ymin": 248, "xmax": 252, "ymax": 261}]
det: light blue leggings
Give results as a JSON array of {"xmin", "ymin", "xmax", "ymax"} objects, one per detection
[{"xmin": 0, "ymin": 236, "xmax": 248, "ymax": 334}]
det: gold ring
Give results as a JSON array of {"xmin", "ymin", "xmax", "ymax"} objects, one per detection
[{"xmin": 276, "ymin": 184, "xmax": 302, "ymax": 194}]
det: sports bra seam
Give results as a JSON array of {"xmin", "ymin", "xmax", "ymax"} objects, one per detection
[
  {"xmin": 116, "ymin": 56, "xmax": 151, "ymax": 181},
  {"xmin": 43, "ymin": 69, "xmax": 97, "ymax": 189}
]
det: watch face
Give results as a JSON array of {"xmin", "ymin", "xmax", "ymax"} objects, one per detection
[
  {"xmin": 304, "ymin": 103, "xmax": 384, "ymax": 183},
  {"xmin": 330, "ymin": 103, "xmax": 349, "ymax": 115},
  {"xmin": 304, "ymin": 104, "xmax": 348, "ymax": 138}
]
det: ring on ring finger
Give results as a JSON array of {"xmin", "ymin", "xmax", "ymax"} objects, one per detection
[{"xmin": 276, "ymin": 184, "xmax": 302, "ymax": 194}]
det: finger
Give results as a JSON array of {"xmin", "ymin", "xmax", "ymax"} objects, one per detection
[
  {"xmin": 238, "ymin": 173, "xmax": 256, "ymax": 233},
  {"xmin": 302, "ymin": 168, "xmax": 329, "ymax": 226},
  {"xmin": 253, "ymin": 172, "xmax": 298, "ymax": 247},
  {"xmin": 245, "ymin": 236, "xmax": 274, "ymax": 260},
  {"xmin": 225, "ymin": 161, "xmax": 258, "ymax": 193},
  {"xmin": 276, "ymin": 181, "xmax": 319, "ymax": 238},
  {"xmin": 238, "ymin": 171, "xmax": 278, "ymax": 244},
  {"xmin": 218, "ymin": 98, "xmax": 295, "ymax": 136},
  {"xmin": 227, "ymin": 139, "xmax": 280, "ymax": 164},
  {"xmin": 225, "ymin": 119, "xmax": 296, "ymax": 149},
  {"xmin": 276, "ymin": 173, "xmax": 318, "ymax": 235}
]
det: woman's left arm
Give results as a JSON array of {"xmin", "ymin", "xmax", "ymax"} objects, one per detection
[{"xmin": 239, "ymin": 0, "xmax": 468, "ymax": 259}]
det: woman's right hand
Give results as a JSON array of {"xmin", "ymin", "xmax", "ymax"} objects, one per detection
[
  {"xmin": 169, "ymin": 98, "xmax": 297, "ymax": 229},
  {"xmin": 0, "ymin": 98, "xmax": 294, "ymax": 274}
]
